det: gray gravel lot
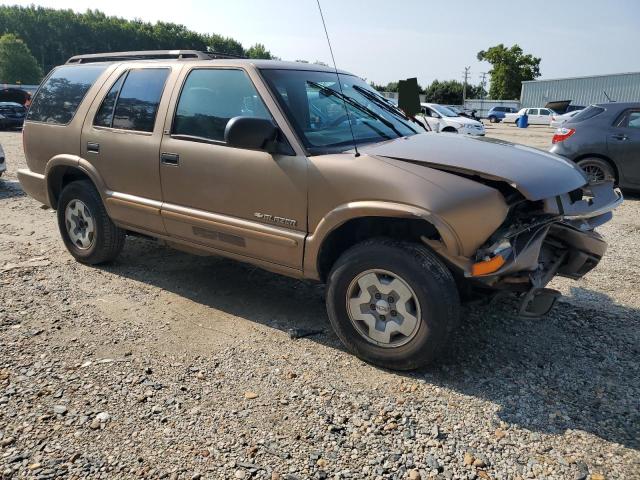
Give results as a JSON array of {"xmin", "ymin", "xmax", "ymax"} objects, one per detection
[{"xmin": 1, "ymin": 126, "xmax": 639, "ymax": 479}]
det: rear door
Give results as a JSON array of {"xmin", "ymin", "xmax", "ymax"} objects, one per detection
[
  {"xmin": 81, "ymin": 65, "xmax": 179, "ymax": 234},
  {"xmin": 608, "ymin": 109, "xmax": 640, "ymax": 185},
  {"xmin": 538, "ymin": 108, "xmax": 553, "ymax": 125},
  {"xmin": 526, "ymin": 108, "xmax": 541, "ymax": 124}
]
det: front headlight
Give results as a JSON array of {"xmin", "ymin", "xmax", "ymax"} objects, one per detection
[{"xmin": 0, "ymin": 115, "xmax": 5, "ymax": 119}]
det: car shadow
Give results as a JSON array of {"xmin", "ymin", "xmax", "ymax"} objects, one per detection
[
  {"xmin": 101, "ymin": 236, "xmax": 639, "ymax": 450},
  {"xmin": 0, "ymin": 179, "xmax": 27, "ymax": 200}
]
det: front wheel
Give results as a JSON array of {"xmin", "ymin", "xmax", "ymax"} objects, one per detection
[
  {"xmin": 489, "ymin": 116, "xmax": 498, "ymax": 123},
  {"xmin": 57, "ymin": 180, "xmax": 125, "ymax": 264},
  {"xmin": 326, "ymin": 240, "xmax": 460, "ymax": 370}
]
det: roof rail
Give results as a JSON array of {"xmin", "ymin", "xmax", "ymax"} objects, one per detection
[{"xmin": 65, "ymin": 49, "xmax": 245, "ymax": 64}]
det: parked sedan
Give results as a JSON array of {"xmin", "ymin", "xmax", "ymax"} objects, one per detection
[
  {"xmin": 504, "ymin": 107, "xmax": 556, "ymax": 125},
  {"xmin": 486, "ymin": 106, "xmax": 518, "ymax": 123},
  {"xmin": 0, "ymin": 102, "xmax": 26, "ymax": 130},
  {"xmin": 550, "ymin": 110, "xmax": 581, "ymax": 128},
  {"xmin": 550, "ymin": 102, "xmax": 640, "ymax": 190},
  {"xmin": 417, "ymin": 103, "xmax": 485, "ymax": 135}
]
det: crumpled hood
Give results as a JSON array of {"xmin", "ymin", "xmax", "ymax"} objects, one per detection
[{"xmin": 360, "ymin": 133, "xmax": 587, "ymax": 200}]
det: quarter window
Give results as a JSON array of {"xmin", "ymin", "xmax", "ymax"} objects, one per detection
[
  {"xmin": 173, "ymin": 69, "xmax": 271, "ymax": 142},
  {"xmin": 94, "ymin": 68, "xmax": 169, "ymax": 132},
  {"xmin": 27, "ymin": 64, "xmax": 108, "ymax": 125}
]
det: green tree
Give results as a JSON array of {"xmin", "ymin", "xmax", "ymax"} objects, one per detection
[
  {"xmin": 423, "ymin": 79, "xmax": 464, "ymax": 104},
  {"xmin": 477, "ymin": 44, "xmax": 540, "ymax": 99},
  {"xmin": 0, "ymin": 5, "xmax": 272, "ymax": 74},
  {"xmin": 0, "ymin": 33, "xmax": 42, "ymax": 83},
  {"xmin": 245, "ymin": 43, "xmax": 272, "ymax": 59}
]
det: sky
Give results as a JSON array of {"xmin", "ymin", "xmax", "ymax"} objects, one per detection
[{"xmin": 7, "ymin": 0, "xmax": 640, "ymax": 87}]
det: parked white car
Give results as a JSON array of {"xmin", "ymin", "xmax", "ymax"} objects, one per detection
[
  {"xmin": 504, "ymin": 107, "xmax": 557, "ymax": 125},
  {"xmin": 417, "ymin": 103, "xmax": 485, "ymax": 136},
  {"xmin": 549, "ymin": 109, "xmax": 581, "ymax": 128}
]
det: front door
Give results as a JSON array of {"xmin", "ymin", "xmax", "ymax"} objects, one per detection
[
  {"xmin": 159, "ymin": 67, "xmax": 307, "ymax": 269},
  {"xmin": 608, "ymin": 109, "xmax": 640, "ymax": 185},
  {"xmin": 81, "ymin": 65, "xmax": 177, "ymax": 234}
]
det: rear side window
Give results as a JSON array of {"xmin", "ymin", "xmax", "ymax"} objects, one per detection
[
  {"xmin": 27, "ymin": 65, "xmax": 107, "ymax": 125},
  {"xmin": 94, "ymin": 74, "xmax": 125, "ymax": 127},
  {"xmin": 572, "ymin": 105, "xmax": 605, "ymax": 123},
  {"xmin": 173, "ymin": 68, "xmax": 271, "ymax": 142},
  {"xmin": 616, "ymin": 110, "xmax": 640, "ymax": 129},
  {"xmin": 628, "ymin": 112, "xmax": 640, "ymax": 129},
  {"xmin": 94, "ymin": 68, "xmax": 169, "ymax": 132}
]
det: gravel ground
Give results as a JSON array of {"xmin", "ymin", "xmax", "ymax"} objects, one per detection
[{"xmin": 0, "ymin": 127, "xmax": 638, "ymax": 480}]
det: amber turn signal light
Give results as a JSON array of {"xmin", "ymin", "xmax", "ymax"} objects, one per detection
[{"xmin": 471, "ymin": 254, "xmax": 506, "ymax": 276}]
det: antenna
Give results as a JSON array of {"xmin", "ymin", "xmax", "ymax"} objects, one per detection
[
  {"xmin": 316, "ymin": 0, "xmax": 360, "ymax": 157},
  {"xmin": 603, "ymin": 90, "xmax": 613, "ymax": 102}
]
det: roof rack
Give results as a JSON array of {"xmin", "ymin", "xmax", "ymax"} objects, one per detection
[{"xmin": 65, "ymin": 49, "xmax": 245, "ymax": 64}]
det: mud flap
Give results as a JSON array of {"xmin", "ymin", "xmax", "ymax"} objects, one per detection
[{"xmin": 519, "ymin": 288, "xmax": 561, "ymax": 317}]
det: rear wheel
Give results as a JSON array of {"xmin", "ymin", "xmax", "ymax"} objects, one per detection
[
  {"xmin": 576, "ymin": 157, "xmax": 616, "ymax": 183},
  {"xmin": 57, "ymin": 180, "xmax": 125, "ymax": 264},
  {"xmin": 326, "ymin": 239, "xmax": 460, "ymax": 370}
]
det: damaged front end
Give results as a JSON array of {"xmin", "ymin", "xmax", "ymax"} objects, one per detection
[{"xmin": 467, "ymin": 181, "xmax": 623, "ymax": 316}]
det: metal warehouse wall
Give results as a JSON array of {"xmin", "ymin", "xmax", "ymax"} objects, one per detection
[{"xmin": 520, "ymin": 72, "xmax": 640, "ymax": 108}]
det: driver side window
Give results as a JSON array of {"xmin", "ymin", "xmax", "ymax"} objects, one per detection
[{"xmin": 173, "ymin": 68, "xmax": 271, "ymax": 142}]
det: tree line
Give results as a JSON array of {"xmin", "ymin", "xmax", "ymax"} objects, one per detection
[
  {"xmin": 370, "ymin": 79, "xmax": 487, "ymax": 105},
  {"xmin": 371, "ymin": 43, "xmax": 541, "ymax": 102},
  {"xmin": 0, "ymin": 5, "xmax": 274, "ymax": 83}
]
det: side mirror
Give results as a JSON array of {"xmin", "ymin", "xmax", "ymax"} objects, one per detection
[{"xmin": 224, "ymin": 117, "xmax": 279, "ymax": 153}]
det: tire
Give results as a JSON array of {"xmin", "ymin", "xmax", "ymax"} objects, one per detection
[
  {"xmin": 325, "ymin": 239, "xmax": 460, "ymax": 370},
  {"xmin": 489, "ymin": 116, "xmax": 498, "ymax": 123},
  {"xmin": 442, "ymin": 127, "xmax": 457, "ymax": 134},
  {"xmin": 57, "ymin": 180, "xmax": 125, "ymax": 264},
  {"xmin": 576, "ymin": 157, "xmax": 616, "ymax": 183}
]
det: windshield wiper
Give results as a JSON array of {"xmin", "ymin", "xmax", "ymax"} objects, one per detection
[
  {"xmin": 352, "ymin": 85, "xmax": 423, "ymax": 132},
  {"xmin": 308, "ymin": 81, "xmax": 405, "ymax": 138}
]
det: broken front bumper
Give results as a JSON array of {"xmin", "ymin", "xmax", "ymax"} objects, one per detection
[{"xmin": 468, "ymin": 181, "xmax": 622, "ymax": 315}]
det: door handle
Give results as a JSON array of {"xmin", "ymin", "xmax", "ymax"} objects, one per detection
[
  {"xmin": 611, "ymin": 134, "xmax": 629, "ymax": 141},
  {"xmin": 161, "ymin": 152, "xmax": 179, "ymax": 166},
  {"xmin": 87, "ymin": 142, "xmax": 100, "ymax": 153}
]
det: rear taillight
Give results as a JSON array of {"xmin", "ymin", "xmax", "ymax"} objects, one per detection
[{"xmin": 552, "ymin": 127, "xmax": 575, "ymax": 144}]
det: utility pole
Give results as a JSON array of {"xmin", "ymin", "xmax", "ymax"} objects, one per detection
[
  {"xmin": 479, "ymin": 72, "xmax": 488, "ymax": 98},
  {"xmin": 479, "ymin": 72, "xmax": 488, "ymax": 118},
  {"xmin": 462, "ymin": 66, "xmax": 470, "ymax": 107}
]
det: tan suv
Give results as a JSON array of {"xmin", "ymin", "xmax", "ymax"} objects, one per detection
[{"xmin": 19, "ymin": 50, "xmax": 622, "ymax": 369}]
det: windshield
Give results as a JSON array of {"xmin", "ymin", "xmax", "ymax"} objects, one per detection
[
  {"xmin": 261, "ymin": 69, "xmax": 418, "ymax": 154},
  {"xmin": 429, "ymin": 104, "xmax": 459, "ymax": 117}
]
